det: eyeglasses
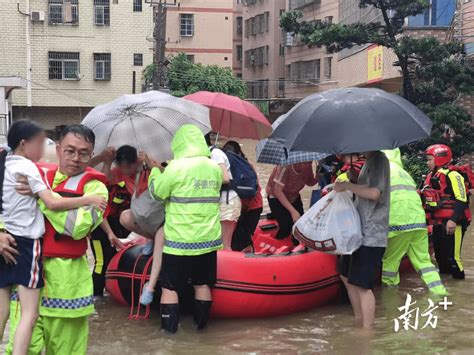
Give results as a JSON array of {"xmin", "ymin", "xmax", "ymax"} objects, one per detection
[{"xmin": 63, "ymin": 149, "xmax": 91, "ymax": 163}]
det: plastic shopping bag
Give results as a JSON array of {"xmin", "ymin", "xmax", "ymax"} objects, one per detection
[{"xmin": 293, "ymin": 190, "xmax": 362, "ymax": 255}]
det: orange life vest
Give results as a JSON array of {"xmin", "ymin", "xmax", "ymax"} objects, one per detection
[
  {"xmin": 37, "ymin": 163, "xmax": 107, "ymax": 258},
  {"xmin": 423, "ymin": 169, "xmax": 471, "ymax": 225}
]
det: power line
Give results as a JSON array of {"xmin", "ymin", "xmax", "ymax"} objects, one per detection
[{"xmin": 16, "ymin": 76, "xmax": 97, "ymax": 106}]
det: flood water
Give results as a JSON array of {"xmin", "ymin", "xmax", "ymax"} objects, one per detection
[{"xmin": 2, "ymin": 141, "xmax": 474, "ymax": 354}]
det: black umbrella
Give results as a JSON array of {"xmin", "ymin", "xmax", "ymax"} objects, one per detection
[{"xmin": 271, "ymin": 88, "xmax": 432, "ymax": 154}]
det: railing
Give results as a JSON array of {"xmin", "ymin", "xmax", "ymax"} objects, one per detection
[{"xmin": 289, "ymin": 0, "xmax": 321, "ymax": 10}]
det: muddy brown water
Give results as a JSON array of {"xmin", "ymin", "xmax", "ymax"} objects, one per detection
[{"xmin": 2, "ymin": 140, "xmax": 473, "ymax": 354}]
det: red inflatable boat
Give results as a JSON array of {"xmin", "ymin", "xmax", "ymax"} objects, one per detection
[
  {"xmin": 105, "ymin": 218, "xmax": 422, "ymax": 318},
  {"xmin": 106, "ymin": 219, "xmax": 341, "ymax": 318}
]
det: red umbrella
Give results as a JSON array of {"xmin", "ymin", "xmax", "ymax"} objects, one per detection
[{"xmin": 183, "ymin": 91, "xmax": 272, "ymax": 140}]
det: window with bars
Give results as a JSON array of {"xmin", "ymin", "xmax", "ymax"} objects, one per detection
[
  {"xmin": 48, "ymin": 52, "xmax": 80, "ymax": 80},
  {"xmin": 244, "ymin": 46, "xmax": 269, "ymax": 67},
  {"xmin": 94, "ymin": 53, "xmax": 111, "ymax": 81},
  {"xmin": 186, "ymin": 54, "xmax": 195, "ymax": 63},
  {"xmin": 94, "ymin": 0, "xmax": 110, "ymax": 26},
  {"xmin": 48, "ymin": 0, "xmax": 79, "ymax": 25},
  {"xmin": 180, "ymin": 14, "xmax": 194, "ymax": 37},
  {"xmin": 289, "ymin": 59, "xmax": 321, "ymax": 82},
  {"xmin": 133, "ymin": 0, "xmax": 142, "ymax": 12},
  {"xmin": 247, "ymin": 79, "xmax": 269, "ymax": 99},
  {"xmin": 133, "ymin": 53, "xmax": 143, "ymax": 66},
  {"xmin": 237, "ymin": 45, "xmax": 243, "ymax": 61},
  {"xmin": 324, "ymin": 57, "xmax": 332, "ymax": 78},
  {"xmin": 236, "ymin": 16, "xmax": 243, "ymax": 36},
  {"xmin": 278, "ymin": 78, "xmax": 285, "ymax": 96}
]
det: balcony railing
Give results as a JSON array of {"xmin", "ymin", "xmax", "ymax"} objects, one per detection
[{"xmin": 289, "ymin": 0, "xmax": 321, "ymax": 10}]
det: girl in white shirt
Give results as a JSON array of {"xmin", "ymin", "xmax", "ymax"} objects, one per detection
[{"xmin": 0, "ymin": 120, "xmax": 106, "ymax": 355}]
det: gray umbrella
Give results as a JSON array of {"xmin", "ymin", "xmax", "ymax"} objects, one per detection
[
  {"xmin": 256, "ymin": 114, "xmax": 328, "ymax": 165},
  {"xmin": 81, "ymin": 91, "xmax": 210, "ymax": 162},
  {"xmin": 270, "ymin": 88, "xmax": 433, "ymax": 154}
]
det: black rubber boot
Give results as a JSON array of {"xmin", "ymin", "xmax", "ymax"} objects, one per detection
[
  {"xmin": 160, "ymin": 304, "xmax": 179, "ymax": 334},
  {"xmin": 193, "ymin": 300, "xmax": 212, "ymax": 330}
]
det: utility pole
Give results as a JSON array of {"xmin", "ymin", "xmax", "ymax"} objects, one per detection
[
  {"xmin": 153, "ymin": 1, "xmax": 166, "ymax": 90},
  {"xmin": 150, "ymin": 0, "xmax": 179, "ymax": 91},
  {"xmin": 25, "ymin": 0, "xmax": 32, "ymax": 106}
]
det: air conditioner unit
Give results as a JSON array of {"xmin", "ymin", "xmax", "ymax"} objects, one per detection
[{"xmin": 31, "ymin": 11, "xmax": 45, "ymax": 22}]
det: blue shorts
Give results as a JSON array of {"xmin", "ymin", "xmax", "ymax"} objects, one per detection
[{"xmin": 0, "ymin": 235, "xmax": 44, "ymax": 289}]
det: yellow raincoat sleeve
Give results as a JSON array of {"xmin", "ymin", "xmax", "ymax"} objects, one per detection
[
  {"xmin": 39, "ymin": 180, "xmax": 109, "ymax": 240},
  {"xmin": 149, "ymin": 167, "xmax": 172, "ymax": 201},
  {"xmin": 447, "ymin": 171, "xmax": 468, "ymax": 203}
]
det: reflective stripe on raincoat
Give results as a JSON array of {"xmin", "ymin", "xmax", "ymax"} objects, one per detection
[
  {"xmin": 383, "ymin": 149, "xmax": 427, "ymax": 238},
  {"xmin": 38, "ymin": 174, "xmax": 108, "ymax": 318},
  {"xmin": 149, "ymin": 124, "xmax": 223, "ymax": 256}
]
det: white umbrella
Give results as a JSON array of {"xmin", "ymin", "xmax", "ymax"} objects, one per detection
[{"xmin": 82, "ymin": 91, "xmax": 210, "ymax": 162}]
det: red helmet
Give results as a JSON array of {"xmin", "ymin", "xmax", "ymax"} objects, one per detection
[{"xmin": 425, "ymin": 144, "xmax": 452, "ymax": 167}]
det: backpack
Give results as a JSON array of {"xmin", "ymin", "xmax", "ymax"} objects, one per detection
[
  {"xmin": 225, "ymin": 151, "xmax": 258, "ymax": 199},
  {"xmin": 448, "ymin": 164, "xmax": 474, "ymax": 192},
  {"xmin": 211, "ymin": 147, "xmax": 258, "ymax": 199}
]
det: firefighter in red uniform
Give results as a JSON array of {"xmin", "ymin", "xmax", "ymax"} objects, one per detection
[
  {"xmin": 90, "ymin": 145, "xmax": 144, "ymax": 295},
  {"xmin": 423, "ymin": 144, "xmax": 471, "ymax": 280}
]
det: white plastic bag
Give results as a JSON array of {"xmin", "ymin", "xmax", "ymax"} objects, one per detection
[{"xmin": 293, "ymin": 190, "xmax": 362, "ymax": 255}]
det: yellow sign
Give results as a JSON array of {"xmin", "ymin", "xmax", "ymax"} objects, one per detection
[{"xmin": 367, "ymin": 45, "xmax": 383, "ymax": 83}]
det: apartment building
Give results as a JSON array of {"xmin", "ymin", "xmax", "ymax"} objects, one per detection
[
  {"xmin": 284, "ymin": 0, "xmax": 339, "ymax": 99},
  {"xmin": 242, "ymin": 0, "xmax": 286, "ymax": 99},
  {"xmin": 0, "ymin": 0, "xmax": 235, "ymax": 130},
  {"xmin": 233, "ymin": 0, "xmax": 244, "ymax": 78},
  {"xmin": 0, "ymin": 0, "xmax": 155, "ymax": 129},
  {"xmin": 165, "ymin": 0, "xmax": 234, "ymax": 67},
  {"xmin": 337, "ymin": 0, "xmax": 457, "ymax": 91}
]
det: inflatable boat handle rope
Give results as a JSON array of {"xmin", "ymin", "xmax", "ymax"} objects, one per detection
[{"xmin": 128, "ymin": 253, "xmax": 153, "ymax": 320}]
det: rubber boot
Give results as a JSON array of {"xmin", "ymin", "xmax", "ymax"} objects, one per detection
[
  {"xmin": 193, "ymin": 300, "xmax": 212, "ymax": 330},
  {"xmin": 160, "ymin": 303, "xmax": 179, "ymax": 334}
]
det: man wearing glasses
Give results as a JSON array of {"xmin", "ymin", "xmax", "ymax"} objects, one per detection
[{"xmin": 5, "ymin": 124, "xmax": 108, "ymax": 355}]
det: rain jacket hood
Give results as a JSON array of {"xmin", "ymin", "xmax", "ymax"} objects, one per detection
[
  {"xmin": 172, "ymin": 124, "xmax": 210, "ymax": 160},
  {"xmin": 383, "ymin": 148, "xmax": 403, "ymax": 168}
]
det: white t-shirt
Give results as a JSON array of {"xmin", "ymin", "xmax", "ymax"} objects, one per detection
[
  {"xmin": 2, "ymin": 155, "xmax": 47, "ymax": 239},
  {"xmin": 210, "ymin": 148, "xmax": 238, "ymax": 203}
]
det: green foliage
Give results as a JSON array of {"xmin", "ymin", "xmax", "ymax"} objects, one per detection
[
  {"xmin": 280, "ymin": 0, "xmax": 474, "ymax": 179},
  {"xmin": 143, "ymin": 53, "xmax": 247, "ymax": 98},
  {"xmin": 402, "ymin": 152, "xmax": 427, "ymax": 186}
]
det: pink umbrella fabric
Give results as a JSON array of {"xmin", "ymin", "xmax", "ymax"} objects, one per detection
[{"xmin": 183, "ymin": 91, "xmax": 272, "ymax": 140}]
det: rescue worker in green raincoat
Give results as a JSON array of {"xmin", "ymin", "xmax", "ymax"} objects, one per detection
[
  {"xmin": 148, "ymin": 124, "xmax": 223, "ymax": 334},
  {"xmin": 381, "ymin": 149, "xmax": 448, "ymax": 295},
  {"xmin": 6, "ymin": 125, "xmax": 108, "ymax": 354}
]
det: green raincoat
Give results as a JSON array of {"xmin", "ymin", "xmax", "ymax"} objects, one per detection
[{"xmin": 149, "ymin": 124, "xmax": 223, "ymax": 256}]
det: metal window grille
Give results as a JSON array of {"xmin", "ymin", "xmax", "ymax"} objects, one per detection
[
  {"xmin": 290, "ymin": 59, "xmax": 321, "ymax": 82},
  {"xmin": 278, "ymin": 78, "xmax": 285, "ymax": 97},
  {"xmin": 133, "ymin": 53, "xmax": 143, "ymax": 66},
  {"xmin": 48, "ymin": 0, "xmax": 79, "ymax": 25},
  {"xmin": 133, "ymin": 0, "xmax": 142, "ymax": 12},
  {"xmin": 237, "ymin": 16, "xmax": 243, "ymax": 36},
  {"xmin": 93, "ymin": 53, "xmax": 111, "ymax": 80},
  {"xmin": 237, "ymin": 45, "xmax": 243, "ymax": 61},
  {"xmin": 94, "ymin": 0, "xmax": 110, "ymax": 26},
  {"xmin": 289, "ymin": 0, "xmax": 320, "ymax": 10},
  {"xmin": 324, "ymin": 57, "xmax": 332, "ymax": 78},
  {"xmin": 180, "ymin": 14, "xmax": 194, "ymax": 37},
  {"xmin": 48, "ymin": 52, "xmax": 80, "ymax": 80},
  {"xmin": 186, "ymin": 54, "xmax": 195, "ymax": 63}
]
